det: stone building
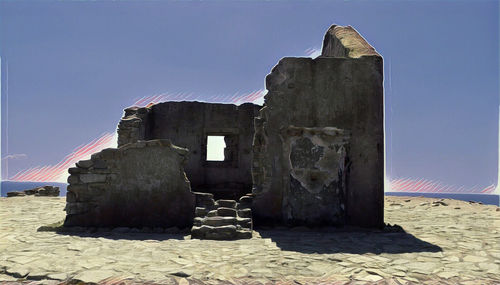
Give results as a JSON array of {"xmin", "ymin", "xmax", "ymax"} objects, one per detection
[{"xmin": 64, "ymin": 24, "xmax": 384, "ymax": 239}]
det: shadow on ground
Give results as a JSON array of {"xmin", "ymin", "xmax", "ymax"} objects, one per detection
[
  {"xmin": 38, "ymin": 222, "xmax": 441, "ymax": 254},
  {"xmin": 54, "ymin": 231, "xmax": 188, "ymax": 241},
  {"xmin": 255, "ymin": 225, "xmax": 442, "ymax": 254},
  {"xmin": 38, "ymin": 221, "xmax": 189, "ymax": 241}
]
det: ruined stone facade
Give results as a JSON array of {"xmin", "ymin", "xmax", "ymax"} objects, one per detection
[
  {"xmin": 252, "ymin": 25, "xmax": 384, "ymax": 228},
  {"xmin": 64, "ymin": 24, "xmax": 384, "ymax": 236},
  {"xmin": 118, "ymin": 102, "xmax": 261, "ymax": 200}
]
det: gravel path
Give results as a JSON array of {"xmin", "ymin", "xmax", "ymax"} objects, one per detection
[{"xmin": 0, "ymin": 196, "xmax": 499, "ymax": 284}]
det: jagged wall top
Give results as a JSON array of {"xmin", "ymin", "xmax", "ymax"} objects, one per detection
[{"xmin": 321, "ymin": 25, "xmax": 380, "ymax": 58}]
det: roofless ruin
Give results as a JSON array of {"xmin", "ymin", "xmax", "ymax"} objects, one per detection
[{"xmin": 64, "ymin": 25, "xmax": 384, "ymax": 240}]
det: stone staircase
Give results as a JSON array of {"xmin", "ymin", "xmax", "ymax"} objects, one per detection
[{"xmin": 191, "ymin": 192, "xmax": 253, "ymax": 240}]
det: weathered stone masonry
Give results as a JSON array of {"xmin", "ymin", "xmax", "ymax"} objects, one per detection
[
  {"xmin": 64, "ymin": 24, "xmax": 384, "ymax": 234},
  {"xmin": 119, "ymin": 102, "xmax": 261, "ymax": 200},
  {"xmin": 252, "ymin": 25, "xmax": 384, "ymax": 228},
  {"xmin": 64, "ymin": 139, "xmax": 195, "ymax": 228}
]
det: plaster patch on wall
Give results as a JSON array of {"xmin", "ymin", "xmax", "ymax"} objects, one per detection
[{"xmin": 284, "ymin": 126, "xmax": 350, "ymax": 194}]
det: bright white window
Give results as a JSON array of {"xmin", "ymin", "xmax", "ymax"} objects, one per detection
[{"xmin": 206, "ymin": 136, "xmax": 225, "ymax": 161}]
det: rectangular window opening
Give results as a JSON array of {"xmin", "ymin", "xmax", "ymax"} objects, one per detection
[{"xmin": 206, "ymin": 136, "xmax": 226, "ymax": 161}]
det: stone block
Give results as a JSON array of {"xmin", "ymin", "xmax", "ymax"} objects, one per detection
[
  {"xmin": 195, "ymin": 207, "xmax": 208, "ymax": 217},
  {"xmin": 217, "ymin": 207, "xmax": 237, "ymax": 217},
  {"xmin": 217, "ymin": 200, "xmax": 237, "ymax": 208},
  {"xmin": 194, "ymin": 192, "xmax": 215, "ymax": 208},
  {"xmin": 68, "ymin": 167, "xmax": 84, "ymax": 175},
  {"xmin": 204, "ymin": 225, "xmax": 237, "ymax": 240},
  {"xmin": 190, "ymin": 225, "xmax": 208, "ymax": 239},
  {"xmin": 6, "ymin": 191, "xmax": 25, "ymax": 197},
  {"xmin": 203, "ymin": 216, "xmax": 236, "ymax": 227},
  {"xmin": 66, "ymin": 191, "xmax": 77, "ymax": 203},
  {"xmin": 67, "ymin": 184, "xmax": 88, "ymax": 193},
  {"xmin": 237, "ymin": 208, "xmax": 252, "ymax": 218},
  {"xmin": 92, "ymin": 159, "xmax": 107, "ymax": 169},
  {"xmin": 239, "ymin": 195, "xmax": 253, "ymax": 205},
  {"xmin": 24, "ymin": 188, "xmax": 38, "ymax": 195},
  {"xmin": 76, "ymin": 159, "xmax": 93, "ymax": 169},
  {"xmin": 193, "ymin": 217, "xmax": 203, "ymax": 227},
  {"xmin": 236, "ymin": 229, "xmax": 252, "ymax": 239},
  {"xmin": 79, "ymin": 174, "xmax": 107, "ymax": 184},
  {"xmin": 99, "ymin": 148, "xmax": 117, "ymax": 160},
  {"xmin": 237, "ymin": 218, "xmax": 252, "ymax": 228},
  {"xmin": 67, "ymin": 175, "xmax": 80, "ymax": 184},
  {"xmin": 35, "ymin": 186, "xmax": 59, "ymax": 196}
]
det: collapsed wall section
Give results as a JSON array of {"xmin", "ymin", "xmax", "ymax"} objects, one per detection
[
  {"xmin": 252, "ymin": 25, "xmax": 384, "ymax": 228},
  {"xmin": 118, "ymin": 102, "xmax": 261, "ymax": 200},
  {"xmin": 64, "ymin": 139, "xmax": 195, "ymax": 228}
]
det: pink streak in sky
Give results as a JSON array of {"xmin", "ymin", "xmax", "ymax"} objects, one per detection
[
  {"xmin": 9, "ymin": 133, "xmax": 115, "ymax": 182},
  {"xmin": 389, "ymin": 177, "xmax": 495, "ymax": 194}
]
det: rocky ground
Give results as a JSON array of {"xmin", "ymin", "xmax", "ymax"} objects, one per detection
[{"xmin": 0, "ymin": 196, "xmax": 499, "ymax": 284}]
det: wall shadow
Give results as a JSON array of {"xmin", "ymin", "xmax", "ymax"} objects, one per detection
[
  {"xmin": 53, "ymin": 231, "xmax": 188, "ymax": 241},
  {"xmin": 255, "ymin": 226, "xmax": 442, "ymax": 254}
]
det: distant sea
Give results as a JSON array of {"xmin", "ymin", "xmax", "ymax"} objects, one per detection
[
  {"xmin": 1, "ymin": 181, "xmax": 68, "ymax": 197},
  {"xmin": 1, "ymin": 182, "xmax": 498, "ymax": 206},
  {"xmin": 386, "ymin": 192, "xmax": 499, "ymax": 206}
]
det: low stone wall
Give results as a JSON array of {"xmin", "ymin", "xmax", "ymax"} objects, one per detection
[
  {"xmin": 6, "ymin": 186, "xmax": 60, "ymax": 197},
  {"xmin": 64, "ymin": 139, "xmax": 195, "ymax": 228}
]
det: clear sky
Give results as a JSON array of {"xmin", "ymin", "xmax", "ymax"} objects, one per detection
[{"xmin": 0, "ymin": 1, "xmax": 499, "ymax": 191}]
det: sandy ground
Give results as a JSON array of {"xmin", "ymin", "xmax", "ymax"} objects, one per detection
[{"xmin": 0, "ymin": 196, "xmax": 499, "ymax": 284}]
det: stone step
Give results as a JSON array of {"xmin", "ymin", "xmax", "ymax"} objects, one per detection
[
  {"xmin": 237, "ymin": 217, "xmax": 252, "ymax": 229},
  {"xmin": 190, "ymin": 194, "xmax": 253, "ymax": 240},
  {"xmin": 216, "ymin": 200, "xmax": 237, "ymax": 209},
  {"xmin": 195, "ymin": 207, "xmax": 208, "ymax": 217},
  {"xmin": 236, "ymin": 229, "xmax": 252, "ymax": 239},
  {"xmin": 193, "ymin": 192, "xmax": 214, "ymax": 199},
  {"xmin": 217, "ymin": 207, "xmax": 237, "ymax": 217},
  {"xmin": 193, "ymin": 192, "xmax": 215, "ymax": 209},
  {"xmin": 191, "ymin": 225, "xmax": 237, "ymax": 240},
  {"xmin": 193, "ymin": 217, "xmax": 203, "ymax": 227},
  {"xmin": 238, "ymin": 195, "xmax": 253, "ymax": 206},
  {"xmin": 201, "ymin": 216, "xmax": 236, "ymax": 227},
  {"xmin": 237, "ymin": 208, "xmax": 252, "ymax": 218}
]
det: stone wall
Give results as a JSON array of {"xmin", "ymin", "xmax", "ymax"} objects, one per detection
[
  {"xmin": 117, "ymin": 102, "xmax": 261, "ymax": 200},
  {"xmin": 117, "ymin": 107, "xmax": 151, "ymax": 147},
  {"xmin": 64, "ymin": 139, "xmax": 195, "ymax": 228},
  {"xmin": 252, "ymin": 25, "xmax": 384, "ymax": 228}
]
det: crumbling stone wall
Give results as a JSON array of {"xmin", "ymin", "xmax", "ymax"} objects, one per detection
[
  {"xmin": 117, "ymin": 107, "xmax": 151, "ymax": 146},
  {"xmin": 64, "ymin": 139, "xmax": 195, "ymax": 228},
  {"xmin": 118, "ymin": 102, "xmax": 261, "ymax": 200},
  {"xmin": 252, "ymin": 25, "xmax": 384, "ymax": 228}
]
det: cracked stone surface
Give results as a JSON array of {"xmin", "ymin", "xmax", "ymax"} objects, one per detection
[{"xmin": 0, "ymin": 196, "xmax": 499, "ymax": 284}]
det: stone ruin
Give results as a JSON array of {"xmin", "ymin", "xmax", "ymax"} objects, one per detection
[
  {"xmin": 64, "ymin": 25, "xmax": 384, "ymax": 239},
  {"xmin": 7, "ymin": 186, "xmax": 60, "ymax": 197}
]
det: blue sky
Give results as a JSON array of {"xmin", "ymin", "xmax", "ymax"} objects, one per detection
[{"xmin": 0, "ymin": 1, "xmax": 499, "ymax": 191}]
